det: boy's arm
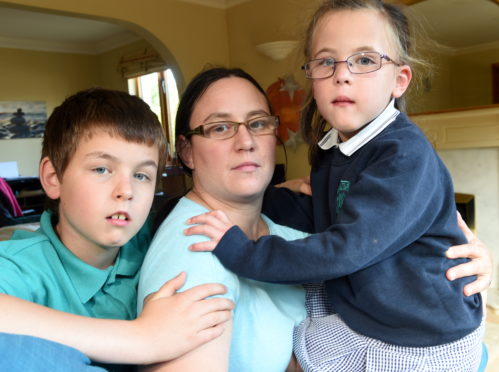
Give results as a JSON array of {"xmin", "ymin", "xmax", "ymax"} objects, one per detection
[{"xmin": 0, "ymin": 273, "xmax": 233, "ymax": 365}]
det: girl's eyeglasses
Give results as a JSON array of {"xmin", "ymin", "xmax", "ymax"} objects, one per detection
[{"xmin": 302, "ymin": 51, "xmax": 401, "ymax": 79}]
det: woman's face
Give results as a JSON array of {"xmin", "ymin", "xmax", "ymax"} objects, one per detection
[{"xmin": 183, "ymin": 76, "xmax": 276, "ymax": 204}]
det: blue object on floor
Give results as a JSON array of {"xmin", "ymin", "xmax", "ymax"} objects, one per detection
[
  {"xmin": 0, "ymin": 333, "xmax": 107, "ymax": 372},
  {"xmin": 477, "ymin": 342, "xmax": 488, "ymax": 372}
]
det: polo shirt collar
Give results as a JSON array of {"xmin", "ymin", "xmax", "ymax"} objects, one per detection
[
  {"xmin": 318, "ymin": 99, "xmax": 399, "ymax": 156},
  {"xmin": 39, "ymin": 211, "xmax": 138, "ymax": 304}
]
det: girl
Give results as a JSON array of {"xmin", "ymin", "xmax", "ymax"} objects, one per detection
[{"xmin": 187, "ymin": 1, "xmax": 486, "ymax": 371}]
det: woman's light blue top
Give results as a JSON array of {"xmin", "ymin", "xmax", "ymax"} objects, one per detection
[{"xmin": 138, "ymin": 197, "xmax": 307, "ymax": 372}]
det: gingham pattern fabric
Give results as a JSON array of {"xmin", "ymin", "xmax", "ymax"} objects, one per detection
[
  {"xmin": 294, "ymin": 285, "xmax": 484, "ymax": 372},
  {"xmin": 303, "ymin": 282, "xmax": 333, "ymax": 318}
]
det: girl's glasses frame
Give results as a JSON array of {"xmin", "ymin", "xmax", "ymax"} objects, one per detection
[{"xmin": 302, "ymin": 51, "xmax": 401, "ymax": 79}]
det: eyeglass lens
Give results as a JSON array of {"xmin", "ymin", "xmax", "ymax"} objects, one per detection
[
  {"xmin": 202, "ymin": 116, "xmax": 278, "ymax": 139},
  {"xmin": 305, "ymin": 52, "xmax": 383, "ymax": 79}
]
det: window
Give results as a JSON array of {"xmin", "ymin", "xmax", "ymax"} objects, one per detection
[{"xmin": 128, "ymin": 69, "xmax": 179, "ymax": 159}]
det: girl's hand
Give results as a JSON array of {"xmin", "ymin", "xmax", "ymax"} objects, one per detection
[
  {"xmin": 136, "ymin": 272, "xmax": 234, "ymax": 364},
  {"xmin": 275, "ymin": 176, "xmax": 312, "ymax": 196},
  {"xmin": 445, "ymin": 213, "xmax": 493, "ymax": 296},
  {"xmin": 185, "ymin": 210, "xmax": 234, "ymax": 252}
]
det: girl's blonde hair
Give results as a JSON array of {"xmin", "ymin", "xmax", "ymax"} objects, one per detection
[{"xmin": 301, "ymin": 0, "xmax": 428, "ymax": 164}]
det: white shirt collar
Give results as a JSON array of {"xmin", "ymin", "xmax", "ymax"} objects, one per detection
[{"xmin": 318, "ymin": 99, "xmax": 400, "ymax": 156}]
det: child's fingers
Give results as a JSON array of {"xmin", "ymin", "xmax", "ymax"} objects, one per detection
[
  {"xmin": 187, "ymin": 210, "xmax": 230, "ymax": 226},
  {"xmin": 189, "ymin": 240, "xmax": 218, "ymax": 252},
  {"xmin": 195, "ymin": 323, "xmax": 227, "ymax": 345},
  {"xmin": 446, "ymin": 243, "xmax": 481, "ymax": 259},
  {"xmin": 197, "ymin": 310, "xmax": 232, "ymax": 332},
  {"xmin": 195, "ymin": 297, "xmax": 235, "ymax": 316},
  {"xmin": 446, "ymin": 261, "xmax": 482, "ymax": 281},
  {"xmin": 184, "ymin": 224, "xmax": 223, "ymax": 238},
  {"xmin": 187, "ymin": 212, "xmax": 211, "ymax": 225},
  {"xmin": 446, "ymin": 258, "xmax": 491, "ymax": 296},
  {"xmin": 145, "ymin": 272, "xmax": 187, "ymax": 302},
  {"xmin": 180, "ymin": 283, "xmax": 230, "ymax": 303},
  {"xmin": 463, "ymin": 277, "xmax": 490, "ymax": 297}
]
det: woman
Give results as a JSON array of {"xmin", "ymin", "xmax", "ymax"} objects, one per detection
[
  {"xmin": 137, "ymin": 67, "xmax": 308, "ymax": 372},
  {"xmin": 137, "ymin": 67, "xmax": 492, "ymax": 372}
]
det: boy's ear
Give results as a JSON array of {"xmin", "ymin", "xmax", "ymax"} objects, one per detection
[
  {"xmin": 39, "ymin": 157, "xmax": 61, "ymax": 200},
  {"xmin": 177, "ymin": 135, "xmax": 194, "ymax": 170},
  {"xmin": 392, "ymin": 65, "xmax": 412, "ymax": 98}
]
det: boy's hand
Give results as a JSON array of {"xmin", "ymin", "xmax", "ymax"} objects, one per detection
[
  {"xmin": 275, "ymin": 176, "xmax": 312, "ymax": 196},
  {"xmin": 185, "ymin": 210, "xmax": 234, "ymax": 252},
  {"xmin": 135, "ymin": 272, "xmax": 234, "ymax": 364},
  {"xmin": 445, "ymin": 212, "xmax": 493, "ymax": 296}
]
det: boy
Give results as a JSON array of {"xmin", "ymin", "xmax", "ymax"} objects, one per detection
[{"xmin": 0, "ymin": 88, "xmax": 233, "ymax": 371}]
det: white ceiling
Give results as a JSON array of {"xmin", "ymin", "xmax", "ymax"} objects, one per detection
[
  {"xmin": 409, "ymin": 0, "xmax": 499, "ymax": 52},
  {"xmin": 0, "ymin": 7, "xmax": 139, "ymax": 54},
  {"xmin": 0, "ymin": 0, "xmax": 497, "ymax": 55}
]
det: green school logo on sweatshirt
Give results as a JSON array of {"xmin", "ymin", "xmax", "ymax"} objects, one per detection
[{"xmin": 336, "ymin": 180, "xmax": 350, "ymax": 215}]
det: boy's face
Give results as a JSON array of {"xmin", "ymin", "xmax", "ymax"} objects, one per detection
[
  {"xmin": 311, "ymin": 9, "xmax": 411, "ymax": 141},
  {"xmin": 45, "ymin": 129, "xmax": 158, "ymax": 268}
]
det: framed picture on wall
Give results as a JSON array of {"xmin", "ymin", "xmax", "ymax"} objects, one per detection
[{"xmin": 0, "ymin": 101, "xmax": 47, "ymax": 140}]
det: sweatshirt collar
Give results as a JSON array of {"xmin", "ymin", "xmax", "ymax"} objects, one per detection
[{"xmin": 318, "ymin": 99, "xmax": 399, "ymax": 156}]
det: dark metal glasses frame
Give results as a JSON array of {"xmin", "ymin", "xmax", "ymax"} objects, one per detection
[
  {"xmin": 185, "ymin": 115, "xmax": 280, "ymax": 140},
  {"xmin": 301, "ymin": 51, "xmax": 400, "ymax": 79}
]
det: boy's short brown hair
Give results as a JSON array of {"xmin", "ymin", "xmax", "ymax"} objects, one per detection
[
  {"xmin": 41, "ymin": 88, "xmax": 167, "ymax": 213},
  {"xmin": 42, "ymin": 88, "xmax": 167, "ymax": 179}
]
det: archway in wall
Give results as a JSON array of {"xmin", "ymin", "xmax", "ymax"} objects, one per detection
[{"xmin": 0, "ymin": 2, "xmax": 183, "ymax": 176}]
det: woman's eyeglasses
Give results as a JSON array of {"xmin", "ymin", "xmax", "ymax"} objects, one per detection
[{"xmin": 186, "ymin": 115, "xmax": 279, "ymax": 140}]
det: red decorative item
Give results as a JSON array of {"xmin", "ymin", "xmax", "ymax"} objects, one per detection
[{"xmin": 266, "ymin": 75, "xmax": 305, "ymax": 144}]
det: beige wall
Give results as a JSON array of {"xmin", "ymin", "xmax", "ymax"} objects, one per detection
[
  {"xmin": 0, "ymin": 39, "xmax": 160, "ymax": 176},
  {"xmin": 226, "ymin": 0, "xmax": 319, "ymax": 179},
  {"xmin": 0, "ymin": 0, "xmax": 229, "ymax": 176},
  {"xmin": 0, "ymin": 0, "xmax": 230, "ymax": 86},
  {"xmin": 406, "ymin": 52, "xmax": 455, "ymax": 114},
  {"xmin": 97, "ymin": 39, "xmax": 158, "ymax": 92},
  {"xmin": 0, "ymin": 0, "xmax": 496, "ymax": 180},
  {"xmin": 0, "ymin": 48, "xmax": 101, "ymax": 176},
  {"xmin": 450, "ymin": 48, "xmax": 499, "ymax": 109},
  {"xmin": 0, "ymin": 48, "xmax": 100, "ymax": 111},
  {"xmin": 408, "ymin": 48, "xmax": 499, "ymax": 114}
]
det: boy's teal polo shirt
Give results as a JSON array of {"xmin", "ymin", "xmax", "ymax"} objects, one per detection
[{"xmin": 0, "ymin": 211, "xmax": 152, "ymax": 320}]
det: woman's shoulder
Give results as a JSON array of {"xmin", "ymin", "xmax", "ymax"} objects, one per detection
[
  {"xmin": 139, "ymin": 197, "xmax": 240, "ymax": 303},
  {"xmin": 262, "ymin": 214, "xmax": 310, "ymax": 240}
]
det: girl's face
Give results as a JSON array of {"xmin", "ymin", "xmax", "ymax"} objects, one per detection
[
  {"xmin": 311, "ymin": 9, "xmax": 411, "ymax": 141},
  {"xmin": 182, "ymin": 77, "xmax": 276, "ymax": 204}
]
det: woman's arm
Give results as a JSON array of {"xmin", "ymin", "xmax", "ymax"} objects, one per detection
[
  {"xmin": 137, "ymin": 200, "xmax": 239, "ymax": 371},
  {"xmin": 140, "ymin": 320, "xmax": 232, "ymax": 372},
  {"xmin": 0, "ymin": 273, "xmax": 233, "ymax": 365}
]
